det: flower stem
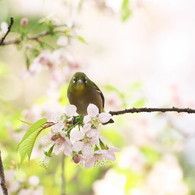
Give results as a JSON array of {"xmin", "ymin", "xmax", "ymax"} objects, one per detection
[{"xmin": 61, "ymin": 154, "xmax": 66, "ymax": 195}]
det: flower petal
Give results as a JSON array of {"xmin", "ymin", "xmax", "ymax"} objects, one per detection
[
  {"xmin": 70, "ymin": 131, "xmax": 84, "ymax": 141},
  {"xmin": 104, "ymin": 152, "xmax": 116, "ymax": 161},
  {"xmin": 109, "ymin": 146, "xmax": 121, "ymax": 152},
  {"xmin": 85, "ymin": 157, "xmax": 96, "ymax": 169},
  {"xmin": 72, "ymin": 141, "xmax": 84, "ymax": 152},
  {"xmin": 82, "ymin": 145, "xmax": 94, "ymax": 158},
  {"xmin": 82, "ymin": 123, "xmax": 91, "ymax": 133},
  {"xmin": 95, "ymin": 150, "xmax": 108, "ymax": 155},
  {"xmin": 83, "ymin": 115, "xmax": 91, "ymax": 124},
  {"xmin": 86, "ymin": 129, "xmax": 99, "ymax": 138},
  {"xmin": 98, "ymin": 113, "xmax": 112, "ymax": 123},
  {"xmin": 64, "ymin": 141, "xmax": 72, "ymax": 156},
  {"xmin": 51, "ymin": 122, "xmax": 64, "ymax": 133},
  {"xmin": 65, "ymin": 105, "xmax": 77, "ymax": 117},
  {"xmin": 87, "ymin": 104, "xmax": 99, "ymax": 117}
]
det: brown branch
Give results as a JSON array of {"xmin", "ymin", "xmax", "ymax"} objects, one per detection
[
  {"xmin": 1, "ymin": 31, "xmax": 51, "ymax": 46},
  {"xmin": 0, "ymin": 17, "xmax": 14, "ymax": 46},
  {"xmin": 0, "ymin": 151, "xmax": 8, "ymax": 195},
  {"xmin": 109, "ymin": 107, "xmax": 195, "ymax": 116}
]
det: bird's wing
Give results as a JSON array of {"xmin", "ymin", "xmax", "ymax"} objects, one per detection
[{"xmin": 93, "ymin": 82, "xmax": 105, "ymax": 108}]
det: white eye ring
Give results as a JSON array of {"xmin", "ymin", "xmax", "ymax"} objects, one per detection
[
  {"xmin": 84, "ymin": 77, "xmax": 88, "ymax": 83},
  {"xmin": 73, "ymin": 77, "xmax": 76, "ymax": 83}
]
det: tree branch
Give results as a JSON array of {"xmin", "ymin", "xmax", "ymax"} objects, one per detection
[
  {"xmin": 1, "ymin": 31, "xmax": 51, "ymax": 46},
  {"xmin": 0, "ymin": 17, "xmax": 14, "ymax": 46},
  {"xmin": 0, "ymin": 151, "xmax": 8, "ymax": 195},
  {"xmin": 109, "ymin": 107, "xmax": 195, "ymax": 116}
]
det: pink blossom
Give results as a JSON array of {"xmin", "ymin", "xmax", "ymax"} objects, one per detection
[
  {"xmin": 84, "ymin": 104, "xmax": 112, "ymax": 127},
  {"xmin": 84, "ymin": 146, "xmax": 120, "ymax": 169},
  {"xmin": 82, "ymin": 144, "xmax": 94, "ymax": 158},
  {"xmin": 51, "ymin": 122, "xmax": 64, "ymax": 133},
  {"xmin": 70, "ymin": 128, "xmax": 99, "ymax": 153},
  {"xmin": 70, "ymin": 131, "xmax": 84, "ymax": 141},
  {"xmin": 20, "ymin": 18, "xmax": 29, "ymax": 26},
  {"xmin": 64, "ymin": 105, "xmax": 77, "ymax": 117},
  {"xmin": 87, "ymin": 103, "xmax": 99, "ymax": 117},
  {"xmin": 72, "ymin": 141, "xmax": 84, "ymax": 152},
  {"xmin": 46, "ymin": 132, "xmax": 72, "ymax": 156}
]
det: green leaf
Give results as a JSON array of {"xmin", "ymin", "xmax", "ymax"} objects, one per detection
[
  {"xmin": 17, "ymin": 118, "xmax": 47, "ymax": 165},
  {"xmin": 77, "ymin": 35, "xmax": 88, "ymax": 44},
  {"xmin": 121, "ymin": 0, "xmax": 132, "ymax": 21},
  {"xmin": 19, "ymin": 119, "xmax": 33, "ymax": 126}
]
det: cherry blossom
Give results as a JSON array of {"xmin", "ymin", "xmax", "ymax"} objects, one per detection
[
  {"xmin": 39, "ymin": 153, "xmax": 51, "ymax": 169},
  {"xmin": 46, "ymin": 132, "xmax": 72, "ymax": 156},
  {"xmin": 84, "ymin": 146, "xmax": 120, "ymax": 169},
  {"xmin": 84, "ymin": 104, "xmax": 112, "ymax": 127},
  {"xmin": 20, "ymin": 18, "xmax": 29, "ymax": 26},
  {"xmin": 38, "ymin": 104, "xmax": 119, "ymax": 168},
  {"xmin": 64, "ymin": 105, "xmax": 77, "ymax": 117}
]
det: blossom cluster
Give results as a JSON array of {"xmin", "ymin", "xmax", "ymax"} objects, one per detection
[
  {"xmin": 39, "ymin": 104, "xmax": 120, "ymax": 169},
  {"xmin": 5, "ymin": 170, "xmax": 43, "ymax": 195}
]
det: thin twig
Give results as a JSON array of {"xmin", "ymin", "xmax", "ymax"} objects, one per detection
[
  {"xmin": 0, "ymin": 17, "xmax": 14, "ymax": 46},
  {"xmin": 1, "ymin": 29, "xmax": 65, "ymax": 46},
  {"xmin": 1, "ymin": 31, "xmax": 50, "ymax": 45},
  {"xmin": 0, "ymin": 151, "xmax": 8, "ymax": 195},
  {"xmin": 61, "ymin": 154, "xmax": 66, "ymax": 195},
  {"xmin": 109, "ymin": 107, "xmax": 195, "ymax": 116}
]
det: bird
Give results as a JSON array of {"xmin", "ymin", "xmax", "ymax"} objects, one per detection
[{"xmin": 67, "ymin": 72, "xmax": 113, "ymax": 123}]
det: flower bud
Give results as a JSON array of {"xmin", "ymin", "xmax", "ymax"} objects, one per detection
[
  {"xmin": 73, "ymin": 155, "xmax": 81, "ymax": 164},
  {"xmin": 20, "ymin": 18, "xmax": 29, "ymax": 26}
]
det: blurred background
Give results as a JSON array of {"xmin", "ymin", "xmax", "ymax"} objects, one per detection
[{"xmin": 1, "ymin": 0, "xmax": 195, "ymax": 194}]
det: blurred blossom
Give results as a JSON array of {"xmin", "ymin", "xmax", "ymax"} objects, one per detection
[
  {"xmin": 93, "ymin": 169, "xmax": 126, "ymax": 195},
  {"xmin": 28, "ymin": 175, "xmax": 40, "ymax": 186},
  {"xmin": 21, "ymin": 48, "xmax": 82, "ymax": 86},
  {"xmin": 18, "ymin": 187, "xmax": 43, "ymax": 195},
  {"xmin": 129, "ymin": 188, "xmax": 145, "ymax": 195},
  {"xmin": 23, "ymin": 102, "xmax": 64, "ymax": 122},
  {"xmin": 118, "ymin": 146, "xmax": 145, "ymax": 172},
  {"xmin": 0, "ymin": 21, "xmax": 8, "ymax": 34},
  {"xmin": 39, "ymin": 15, "xmax": 61, "ymax": 26},
  {"xmin": 106, "ymin": 92, "xmax": 123, "ymax": 110},
  {"xmin": 57, "ymin": 36, "xmax": 68, "ymax": 46},
  {"xmin": 69, "ymin": 61, "xmax": 81, "ymax": 70},
  {"xmin": 5, "ymin": 169, "xmax": 43, "ymax": 194},
  {"xmin": 5, "ymin": 170, "xmax": 20, "ymax": 193},
  {"xmin": 20, "ymin": 17, "xmax": 29, "ymax": 26},
  {"xmin": 145, "ymin": 154, "xmax": 188, "ymax": 195}
]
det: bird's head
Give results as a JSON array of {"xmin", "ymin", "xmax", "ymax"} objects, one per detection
[{"xmin": 69, "ymin": 72, "xmax": 90, "ymax": 93}]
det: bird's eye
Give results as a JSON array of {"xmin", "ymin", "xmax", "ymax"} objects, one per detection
[
  {"xmin": 73, "ymin": 77, "xmax": 76, "ymax": 83},
  {"xmin": 84, "ymin": 77, "xmax": 88, "ymax": 83}
]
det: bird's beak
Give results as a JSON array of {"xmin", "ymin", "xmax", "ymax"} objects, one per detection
[{"xmin": 77, "ymin": 79, "xmax": 83, "ymax": 84}]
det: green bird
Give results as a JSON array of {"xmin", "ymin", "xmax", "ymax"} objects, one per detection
[{"xmin": 67, "ymin": 72, "xmax": 113, "ymax": 123}]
